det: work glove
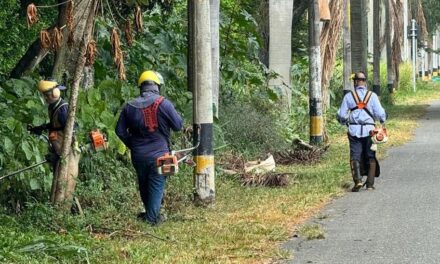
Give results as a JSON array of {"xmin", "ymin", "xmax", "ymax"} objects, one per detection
[{"xmin": 27, "ymin": 124, "xmax": 44, "ymax": 135}]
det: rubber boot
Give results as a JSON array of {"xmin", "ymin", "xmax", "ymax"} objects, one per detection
[
  {"xmin": 366, "ymin": 158, "xmax": 376, "ymax": 190},
  {"xmin": 350, "ymin": 160, "xmax": 363, "ymax": 192}
]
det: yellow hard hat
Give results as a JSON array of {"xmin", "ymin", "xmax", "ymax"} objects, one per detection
[
  {"xmin": 138, "ymin": 71, "xmax": 164, "ymax": 86},
  {"xmin": 37, "ymin": 80, "xmax": 58, "ymax": 93}
]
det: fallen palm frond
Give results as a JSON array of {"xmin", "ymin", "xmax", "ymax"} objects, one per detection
[
  {"xmin": 274, "ymin": 138, "xmax": 329, "ymax": 165},
  {"xmin": 27, "ymin": 4, "xmax": 38, "ymax": 28},
  {"xmin": 241, "ymin": 172, "xmax": 293, "ymax": 187},
  {"xmin": 217, "ymin": 153, "xmax": 295, "ymax": 187},
  {"xmin": 40, "ymin": 30, "xmax": 52, "ymax": 49}
]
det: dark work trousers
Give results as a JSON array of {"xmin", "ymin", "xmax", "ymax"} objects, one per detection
[
  {"xmin": 132, "ymin": 157, "xmax": 167, "ymax": 225},
  {"xmin": 348, "ymin": 133, "xmax": 376, "ymax": 161}
]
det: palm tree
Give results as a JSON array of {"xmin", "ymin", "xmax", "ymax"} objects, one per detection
[{"xmin": 350, "ymin": 0, "xmax": 368, "ymax": 74}]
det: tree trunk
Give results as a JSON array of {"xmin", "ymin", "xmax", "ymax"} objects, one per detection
[
  {"xmin": 391, "ymin": 0, "xmax": 403, "ymax": 87},
  {"xmin": 268, "ymin": 0, "xmax": 293, "ymax": 110},
  {"xmin": 52, "ymin": 0, "xmax": 95, "ymax": 87},
  {"xmin": 373, "ymin": 0, "xmax": 381, "ymax": 96},
  {"xmin": 320, "ymin": 0, "xmax": 344, "ymax": 109},
  {"xmin": 309, "ymin": 0, "xmax": 323, "ymax": 145},
  {"xmin": 51, "ymin": 0, "xmax": 97, "ymax": 207},
  {"xmin": 9, "ymin": 38, "xmax": 50, "ymax": 79},
  {"xmin": 350, "ymin": 0, "xmax": 368, "ymax": 74},
  {"xmin": 385, "ymin": 0, "xmax": 395, "ymax": 95},
  {"xmin": 343, "ymin": 0, "xmax": 352, "ymax": 94}
]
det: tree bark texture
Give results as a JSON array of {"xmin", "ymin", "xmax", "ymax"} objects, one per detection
[
  {"xmin": 343, "ymin": 0, "xmax": 352, "ymax": 93},
  {"xmin": 350, "ymin": 0, "xmax": 368, "ymax": 75},
  {"xmin": 373, "ymin": 0, "xmax": 381, "ymax": 96},
  {"xmin": 52, "ymin": 0, "xmax": 95, "ymax": 84},
  {"xmin": 268, "ymin": 0, "xmax": 293, "ymax": 110},
  {"xmin": 391, "ymin": 0, "xmax": 403, "ymax": 87},
  {"xmin": 385, "ymin": 0, "xmax": 395, "ymax": 93},
  {"xmin": 320, "ymin": 0, "xmax": 344, "ymax": 109},
  {"xmin": 51, "ymin": 0, "xmax": 97, "ymax": 207}
]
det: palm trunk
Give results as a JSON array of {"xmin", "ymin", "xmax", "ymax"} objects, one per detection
[
  {"xmin": 373, "ymin": 0, "xmax": 381, "ymax": 96},
  {"xmin": 350, "ymin": 0, "xmax": 368, "ymax": 74},
  {"xmin": 343, "ymin": 0, "xmax": 352, "ymax": 94}
]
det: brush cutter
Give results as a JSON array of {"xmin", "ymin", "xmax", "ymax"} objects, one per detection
[
  {"xmin": 157, "ymin": 126, "xmax": 200, "ymax": 176},
  {"xmin": 0, "ymin": 129, "xmax": 108, "ymax": 181}
]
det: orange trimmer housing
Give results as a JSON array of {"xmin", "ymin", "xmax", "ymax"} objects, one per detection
[
  {"xmin": 89, "ymin": 129, "xmax": 107, "ymax": 152},
  {"xmin": 157, "ymin": 153, "xmax": 178, "ymax": 176}
]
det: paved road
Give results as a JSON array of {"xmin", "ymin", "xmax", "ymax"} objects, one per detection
[{"xmin": 282, "ymin": 101, "xmax": 440, "ymax": 264}]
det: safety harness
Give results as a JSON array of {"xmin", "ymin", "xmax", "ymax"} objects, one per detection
[
  {"xmin": 349, "ymin": 90, "xmax": 375, "ymax": 134},
  {"xmin": 142, "ymin": 96, "xmax": 164, "ymax": 132}
]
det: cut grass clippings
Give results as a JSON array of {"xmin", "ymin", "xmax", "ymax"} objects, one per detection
[{"xmin": 1, "ymin": 82, "xmax": 440, "ymax": 264}]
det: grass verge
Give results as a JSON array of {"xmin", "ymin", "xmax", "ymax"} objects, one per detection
[{"xmin": 1, "ymin": 82, "xmax": 440, "ymax": 264}]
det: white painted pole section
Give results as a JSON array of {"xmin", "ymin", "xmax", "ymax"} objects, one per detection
[
  {"xmin": 411, "ymin": 19, "xmax": 416, "ymax": 92},
  {"xmin": 433, "ymin": 34, "xmax": 438, "ymax": 76}
]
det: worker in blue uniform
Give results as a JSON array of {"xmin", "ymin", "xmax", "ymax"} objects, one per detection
[
  {"xmin": 116, "ymin": 70, "xmax": 183, "ymax": 225},
  {"xmin": 337, "ymin": 72, "xmax": 387, "ymax": 192}
]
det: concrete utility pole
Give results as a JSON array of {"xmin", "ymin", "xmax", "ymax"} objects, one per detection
[
  {"xmin": 188, "ymin": 0, "xmax": 215, "ymax": 204},
  {"xmin": 268, "ymin": 0, "xmax": 293, "ymax": 110},
  {"xmin": 343, "ymin": 0, "xmax": 352, "ymax": 95},
  {"xmin": 410, "ymin": 19, "xmax": 417, "ymax": 92},
  {"xmin": 373, "ymin": 0, "xmax": 381, "ymax": 96},
  {"xmin": 210, "ymin": 0, "xmax": 220, "ymax": 118},
  {"xmin": 309, "ymin": 0, "xmax": 323, "ymax": 145},
  {"xmin": 433, "ymin": 34, "xmax": 438, "ymax": 77},
  {"xmin": 424, "ymin": 41, "xmax": 429, "ymax": 80}
]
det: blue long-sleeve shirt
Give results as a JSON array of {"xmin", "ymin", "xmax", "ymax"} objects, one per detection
[
  {"xmin": 337, "ymin": 86, "xmax": 386, "ymax": 138},
  {"xmin": 115, "ymin": 92, "xmax": 183, "ymax": 160}
]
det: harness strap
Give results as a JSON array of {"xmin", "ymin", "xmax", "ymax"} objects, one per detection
[
  {"xmin": 50, "ymin": 100, "xmax": 68, "ymax": 130},
  {"xmin": 349, "ymin": 90, "xmax": 375, "ymax": 120},
  {"xmin": 142, "ymin": 96, "xmax": 164, "ymax": 132}
]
